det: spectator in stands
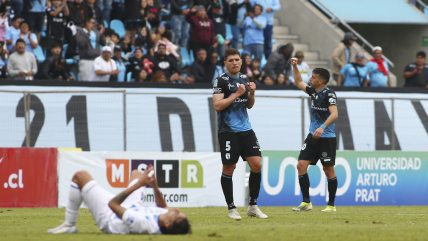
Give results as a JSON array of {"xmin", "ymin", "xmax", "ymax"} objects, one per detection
[
  {"xmin": 12, "ymin": 0, "xmax": 23, "ymax": 16},
  {"xmin": 403, "ymin": 51, "xmax": 428, "ymax": 88},
  {"xmin": 250, "ymin": 57, "xmax": 261, "ymax": 82},
  {"xmin": 190, "ymin": 48, "xmax": 211, "ymax": 83},
  {"xmin": 139, "ymin": 0, "xmax": 149, "ymax": 28},
  {"xmin": 24, "ymin": 0, "xmax": 46, "ymax": 42},
  {"xmin": 367, "ymin": 46, "xmax": 390, "ymax": 87},
  {"xmin": 147, "ymin": 0, "xmax": 161, "ymax": 29},
  {"xmin": 262, "ymin": 75, "xmax": 274, "ymax": 85},
  {"xmin": 240, "ymin": 52, "xmax": 252, "ymax": 77},
  {"xmin": 183, "ymin": 74, "xmax": 195, "ymax": 83},
  {"xmin": 123, "ymin": 0, "xmax": 141, "ymax": 47},
  {"xmin": 210, "ymin": 51, "xmax": 223, "ymax": 83},
  {"xmin": 7, "ymin": 39, "xmax": 37, "ymax": 80},
  {"xmin": 331, "ymin": 32, "xmax": 357, "ymax": 85},
  {"xmin": 152, "ymin": 43, "xmax": 182, "ymax": 81},
  {"xmin": 0, "ymin": 41, "xmax": 9, "ymax": 79},
  {"xmin": 150, "ymin": 22, "xmax": 173, "ymax": 43},
  {"xmin": 224, "ymin": 0, "xmax": 248, "ymax": 49},
  {"xmin": 208, "ymin": 2, "xmax": 227, "ymax": 59},
  {"xmin": 89, "ymin": 46, "xmax": 120, "ymax": 82},
  {"xmin": 50, "ymin": 43, "xmax": 63, "ymax": 58},
  {"xmin": 260, "ymin": 0, "xmax": 280, "ymax": 59},
  {"xmin": 264, "ymin": 43, "xmax": 293, "ymax": 81},
  {"xmin": 68, "ymin": 0, "xmax": 92, "ymax": 28},
  {"xmin": 46, "ymin": 0, "xmax": 70, "ymax": 55},
  {"xmin": 111, "ymin": 0, "xmax": 125, "ymax": 22},
  {"xmin": 170, "ymin": 0, "xmax": 192, "ymax": 47},
  {"xmin": 238, "ymin": 4, "xmax": 266, "ymax": 60},
  {"xmin": 40, "ymin": 56, "xmax": 75, "ymax": 81},
  {"xmin": 186, "ymin": 5, "xmax": 216, "ymax": 60},
  {"xmin": 12, "ymin": 21, "xmax": 38, "ymax": 54},
  {"xmin": 112, "ymin": 45, "xmax": 127, "ymax": 82},
  {"xmin": 6, "ymin": 15, "xmax": 22, "ymax": 53},
  {"xmin": 152, "ymin": 23, "xmax": 179, "ymax": 58},
  {"xmin": 101, "ymin": 0, "xmax": 113, "ymax": 25},
  {"xmin": 75, "ymin": 18, "xmax": 106, "ymax": 81},
  {"xmin": 39, "ymin": 43, "xmax": 65, "ymax": 79},
  {"xmin": 0, "ymin": 5, "xmax": 9, "ymax": 43},
  {"xmin": 137, "ymin": 69, "xmax": 148, "ymax": 82},
  {"xmin": 85, "ymin": 0, "xmax": 105, "ymax": 35},
  {"xmin": 151, "ymin": 69, "xmax": 168, "ymax": 82},
  {"xmin": 288, "ymin": 51, "xmax": 311, "ymax": 85},
  {"xmin": 276, "ymin": 73, "xmax": 286, "ymax": 85},
  {"xmin": 127, "ymin": 47, "xmax": 153, "ymax": 81},
  {"xmin": 135, "ymin": 26, "xmax": 154, "ymax": 56},
  {"xmin": 338, "ymin": 52, "xmax": 368, "ymax": 87}
]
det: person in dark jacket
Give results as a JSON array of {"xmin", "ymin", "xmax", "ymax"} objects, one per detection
[
  {"xmin": 67, "ymin": 0, "xmax": 92, "ymax": 27},
  {"xmin": 208, "ymin": 2, "xmax": 226, "ymax": 58},
  {"xmin": 126, "ymin": 47, "xmax": 154, "ymax": 81},
  {"xmin": 75, "ymin": 18, "xmax": 106, "ymax": 81},
  {"xmin": 223, "ymin": 0, "xmax": 248, "ymax": 49},
  {"xmin": 264, "ymin": 43, "xmax": 294, "ymax": 80},
  {"xmin": 85, "ymin": 0, "xmax": 105, "ymax": 34},
  {"xmin": 39, "ymin": 57, "xmax": 75, "ymax": 81},
  {"xmin": 186, "ymin": 5, "xmax": 217, "ymax": 60},
  {"xmin": 403, "ymin": 51, "xmax": 428, "ymax": 88},
  {"xmin": 170, "ymin": 0, "xmax": 192, "ymax": 47},
  {"xmin": 152, "ymin": 43, "xmax": 182, "ymax": 81}
]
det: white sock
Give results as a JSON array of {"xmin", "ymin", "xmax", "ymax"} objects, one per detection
[{"xmin": 64, "ymin": 182, "xmax": 82, "ymax": 226}]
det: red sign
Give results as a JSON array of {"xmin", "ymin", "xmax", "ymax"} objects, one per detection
[{"xmin": 0, "ymin": 148, "xmax": 58, "ymax": 207}]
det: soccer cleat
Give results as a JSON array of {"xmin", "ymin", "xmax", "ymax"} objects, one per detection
[
  {"xmin": 228, "ymin": 208, "xmax": 242, "ymax": 219},
  {"xmin": 247, "ymin": 205, "xmax": 268, "ymax": 219},
  {"xmin": 321, "ymin": 205, "xmax": 336, "ymax": 212},
  {"xmin": 47, "ymin": 223, "xmax": 78, "ymax": 234},
  {"xmin": 292, "ymin": 202, "xmax": 313, "ymax": 212}
]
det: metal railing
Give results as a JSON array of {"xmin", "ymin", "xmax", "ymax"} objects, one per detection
[
  {"xmin": 1, "ymin": 90, "xmax": 427, "ymax": 151},
  {"xmin": 312, "ymin": 0, "xmax": 395, "ymax": 68}
]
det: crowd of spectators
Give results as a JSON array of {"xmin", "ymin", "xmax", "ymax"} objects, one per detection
[{"xmin": 0, "ymin": 0, "xmax": 424, "ymax": 88}]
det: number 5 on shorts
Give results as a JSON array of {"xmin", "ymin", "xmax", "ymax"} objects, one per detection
[{"xmin": 225, "ymin": 141, "xmax": 231, "ymax": 151}]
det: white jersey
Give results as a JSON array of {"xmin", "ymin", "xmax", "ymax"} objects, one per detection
[
  {"xmin": 89, "ymin": 56, "xmax": 117, "ymax": 82},
  {"xmin": 289, "ymin": 61, "xmax": 311, "ymax": 84}
]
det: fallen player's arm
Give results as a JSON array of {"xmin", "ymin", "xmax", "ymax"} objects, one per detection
[
  {"xmin": 150, "ymin": 175, "xmax": 167, "ymax": 208},
  {"xmin": 213, "ymin": 84, "xmax": 246, "ymax": 112},
  {"xmin": 291, "ymin": 58, "xmax": 308, "ymax": 93},
  {"xmin": 108, "ymin": 167, "xmax": 155, "ymax": 219},
  {"xmin": 312, "ymin": 105, "xmax": 338, "ymax": 139}
]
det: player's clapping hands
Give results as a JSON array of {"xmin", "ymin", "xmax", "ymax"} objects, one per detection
[
  {"xmin": 237, "ymin": 83, "xmax": 246, "ymax": 96},
  {"xmin": 313, "ymin": 127, "xmax": 324, "ymax": 139},
  {"xmin": 291, "ymin": 58, "xmax": 298, "ymax": 66},
  {"xmin": 247, "ymin": 82, "xmax": 256, "ymax": 94},
  {"xmin": 137, "ymin": 165, "xmax": 155, "ymax": 187}
]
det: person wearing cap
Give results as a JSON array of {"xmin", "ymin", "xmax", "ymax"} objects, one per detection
[
  {"xmin": 7, "ymin": 38, "xmax": 38, "ymax": 80},
  {"xmin": 403, "ymin": 51, "xmax": 428, "ymax": 88},
  {"xmin": 75, "ymin": 18, "xmax": 106, "ymax": 81},
  {"xmin": 366, "ymin": 46, "xmax": 390, "ymax": 87},
  {"xmin": 208, "ymin": 1, "xmax": 227, "ymax": 59},
  {"xmin": 88, "ymin": 46, "xmax": 120, "ymax": 82},
  {"xmin": 338, "ymin": 52, "xmax": 368, "ymax": 87},
  {"xmin": 170, "ymin": 0, "xmax": 192, "ymax": 48},
  {"xmin": 12, "ymin": 21, "xmax": 38, "ymax": 54},
  {"xmin": 331, "ymin": 32, "xmax": 357, "ymax": 85},
  {"xmin": 186, "ymin": 5, "xmax": 216, "ymax": 60},
  {"xmin": 264, "ymin": 43, "xmax": 293, "ymax": 81},
  {"xmin": 237, "ymin": 4, "xmax": 267, "ymax": 60},
  {"xmin": 112, "ymin": 45, "xmax": 127, "ymax": 82},
  {"xmin": 288, "ymin": 51, "xmax": 311, "ymax": 85}
]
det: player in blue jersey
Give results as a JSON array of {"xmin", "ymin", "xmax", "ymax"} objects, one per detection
[
  {"xmin": 212, "ymin": 48, "xmax": 267, "ymax": 219},
  {"xmin": 290, "ymin": 57, "xmax": 339, "ymax": 212}
]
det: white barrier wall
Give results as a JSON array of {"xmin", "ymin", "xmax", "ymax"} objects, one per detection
[{"xmin": 57, "ymin": 151, "xmax": 246, "ymax": 207}]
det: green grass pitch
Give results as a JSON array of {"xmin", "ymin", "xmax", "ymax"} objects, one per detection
[{"xmin": 0, "ymin": 206, "xmax": 427, "ymax": 241}]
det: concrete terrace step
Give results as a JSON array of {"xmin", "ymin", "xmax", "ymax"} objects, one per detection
[
  {"xmin": 306, "ymin": 60, "xmax": 329, "ymax": 69},
  {"xmin": 292, "ymin": 43, "xmax": 309, "ymax": 52},
  {"xmin": 293, "ymin": 51, "xmax": 319, "ymax": 61},
  {"xmin": 273, "ymin": 26, "xmax": 289, "ymax": 35},
  {"xmin": 273, "ymin": 35, "xmax": 299, "ymax": 44}
]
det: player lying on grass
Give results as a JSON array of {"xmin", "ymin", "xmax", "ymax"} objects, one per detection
[
  {"xmin": 48, "ymin": 166, "xmax": 191, "ymax": 234},
  {"xmin": 290, "ymin": 57, "xmax": 339, "ymax": 212}
]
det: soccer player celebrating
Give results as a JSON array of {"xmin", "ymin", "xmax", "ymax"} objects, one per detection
[
  {"xmin": 290, "ymin": 57, "xmax": 339, "ymax": 212},
  {"xmin": 212, "ymin": 48, "xmax": 267, "ymax": 219},
  {"xmin": 48, "ymin": 166, "xmax": 191, "ymax": 235}
]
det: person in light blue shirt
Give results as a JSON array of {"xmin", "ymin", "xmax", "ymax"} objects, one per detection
[
  {"xmin": 367, "ymin": 46, "xmax": 390, "ymax": 87},
  {"xmin": 250, "ymin": 0, "xmax": 280, "ymax": 59},
  {"xmin": 12, "ymin": 21, "xmax": 38, "ymax": 54},
  {"xmin": 6, "ymin": 16, "xmax": 22, "ymax": 54},
  {"xmin": 237, "ymin": 4, "xmax": 266, "ymax": 60},
  {"xmin": 113, "ymin": 46, "xmax": 127, "ymax": 82},
  {"xmin": 25, "ymin": 0, "xmax": 46, "ymax": 42},
  {"xmin": 338, "ymin": 52, "xmax": 368, "ymax": 87}
]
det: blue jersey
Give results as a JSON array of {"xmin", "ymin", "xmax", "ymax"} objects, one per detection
[
  {"xmin": 213, "ymin": 72, "xmax": 252, "ymax": 133},
  {"xmin": 307, "ymin": 86, "xmax": 337, "ymax": 138},
  {"xmin": 340, "ymin": 63, "xmax": 368, "ymax": 87}
]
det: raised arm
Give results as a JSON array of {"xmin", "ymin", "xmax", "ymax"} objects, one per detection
[
  {"xmin": 108, "ymin": 166, "xmax": 155, "ymax": 219},
  {"xmin": 291, "ymin": 57, "xmax": 308, "ymax": 93}
]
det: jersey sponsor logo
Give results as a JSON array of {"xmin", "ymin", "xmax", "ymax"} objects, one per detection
[
  {"xmin": 234, "ymin": 98, "xmax": 247, "ymax": 103},
  {"xmin": 222, "ymin": 76, "xmax": 229, "ymax": 80},
  {"xmin": 106, "ymin": 159, "xmax": 204, "ymax": 188},
  {"xmin": 329, "ymin": 97, "xmax": 337, "ymax": 105},
  {"xmin": 213, "ymin": 87, "xmax": 222, "ymax": 93},
  {"xmin": 228, "ymin": 83, "xmax": 235, "ymax": 89},
  {"xmin": 328, "ymin": 93, "xmax": 336, "ymax": 98},
  {"xmin": 240, "ymin": 75, "xmax": 247, "ymax": 78},
  {"xmin": 311, "ymin": 100, "xmax": 328, "ymax": 111},
  {"xmin": 213, "ymin": 79, "xmax": 218, "ymax": 87},
  {"xmin": 301, "ymin": 143, "xmax": 306, "ymax": 150}
]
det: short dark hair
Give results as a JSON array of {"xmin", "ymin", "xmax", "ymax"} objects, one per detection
[
  {"xmin": 197, "ymin": 48, "xmax": 206, "ymax": 54},
  {"xmin": 134, "ymin": 47, "xmax": 143, "ymax": 54},
  {"xmin": 111, "ymin": 33, "xmax": 120, "ymax": 40},
  {"xmin": 417, "ymin": 51, "xmax": 426, "ymax": 58},
  {"xmin": 158, "ymin": 43, "xmax": 166, "ymax": 49},
  {"xmin": 19, "ymin": 21, "xmax": 28, "ymax": 28},
  {"xmin": 51, "ymin": 42, "xmax": 62, "ymax": 50},
  {"xmin": 224, "ymin": 48, "xmax": 241, "ymax": 61},
  {"xmin": 166, "ymin": 217, "xmax": 191, "ymax": 235},
  {"xmin": 85, "ymin": 18, "xmax": 94, "ymax": 24},
  {"xmin": 254, "ymin": 4, "xmax": 263, "ymax": 12},
  {"xmin": 12, "ymin": 15, "xmax": 22, "ymax": 22},
  {"xmin": 15, "ymin": 39, "xmax": 25, "ymax": 45},
  {"xmin": 312, "ymin": 68, "xmax": 330, "ymax": 84},
  {"xmin": 252, "ymin": 57, "xmax": 260, "ymax": 63}
]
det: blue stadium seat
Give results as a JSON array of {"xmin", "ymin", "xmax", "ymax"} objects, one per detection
[
  {"xmin": 104, "ymin": 20, "xmax": 108, "ymax": 28},
  {"xmin": 127, "ymin": 72, "xmax": 132, "ymax": 82},
  {"xmin": 189, "ymin": 49, "xmax": 194, "ymax": 63},
  {"xmin": 34, "ymin": 46, "xmax": 45, "ymax": 63},
  {"xmin": 261, "ymin": 54, "xmax": 267, "ymax": 69},
  {"xmin": 110, "ymin": 20, "xmax": 126, "ymax": 39},
  {"xmin": 238, "ymin": 49, "xmax": 243, "ymax": 54},
  {"xmin": 225, "ymin": 24, "xmax": 233, "ymax": 41},
  {"xmin": 180, "ymin": 47, "xmax": 191, "ymax": 67},
  {"xmin": 77, "ymin": 73, "xmax": 80, "ymax": 81},
  {"xmin": 272, "ymin": 39, "xmax": 276, "ymax": 44}
]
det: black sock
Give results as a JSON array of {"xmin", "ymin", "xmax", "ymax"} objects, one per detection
[
  {"xmin": 221, "ymin": 173, "xmax": 235, "ymax": 210},
  {"xmin": 328, "ymin": 177, "xmax": 338, "ymax": 206},
  {"xmin": 249, "ymin": 171, "xmax": 261, "ymax": 205},
  {"xmin": 299, "ymin": 173, "xmax": 310, "ymax": 203}
]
